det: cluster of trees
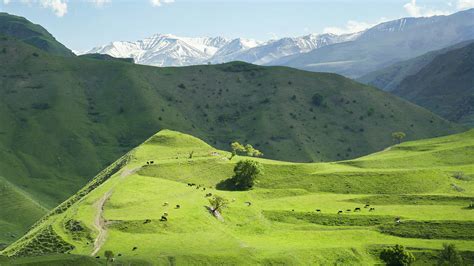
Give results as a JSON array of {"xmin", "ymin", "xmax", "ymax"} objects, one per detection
[
  {"xmin": 380, "ymin": 243, "xmax": 463, "ymax": 266},
  {"xmin": 230, "ymin": 142, "xmax": 263, "ymax": 159}
]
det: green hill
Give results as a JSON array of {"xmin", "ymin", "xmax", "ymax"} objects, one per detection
[
  {"xmin": 0, "ymin": 13, "xmax": 74, "ymax": 56},
  {"xmin": 357, "ymin": 40, "xmax": 474, "ymax": 92},
  {"xmin": 392, "ymin": 42, "xmax": 474, "ymax": 126},
  {"xmin": 2, "ymin": 129, "xmax": 474, "ymax": 264}
]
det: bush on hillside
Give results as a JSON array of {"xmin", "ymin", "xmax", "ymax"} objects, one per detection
[
  {"xmin": 437, "ymin": 243, "xmax": 463, "ymax": 266},
  {"xmin": 311, "ymin": 93, "xmax": 324, "ymax": 106},
  {"xmin": 230, "ymin": 160, "xmax": 264, "ymax": 190},
  {"xmin": 380, "ymin": 244, "xmax": 415, "ymax": 266}
]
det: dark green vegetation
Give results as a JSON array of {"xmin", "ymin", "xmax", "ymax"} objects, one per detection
[
  {"xmin": 273, "ymin": 9, "xmax": 474, "ymax": 78},
  {"xmin": 392, "ymin": 42, "xmax": 474, "ymax": 127},
  {"xmin": 358, "ymin": 40, "xmax": 474, "ymax": 92},
  {"xmin": 380, "ymin": 245, "xmax": 415, "ymax": 266},
  {"xmin": 78, "ymin": 53, "xmax": 134, "ymax": 63},
  {"xmin": 0, "ymin": 19, "xmax": 465, "ymax": 248},
  {"xmin": 379, "ymin": 220, "xmax": 474, "ymax": 240},
  {"xmin": 2, "ymin": 129, "xmax": 473, "ymax": 264},
  {"xmin": 0, "ymin": 12, "xmax": 73, "ymax": 56}
]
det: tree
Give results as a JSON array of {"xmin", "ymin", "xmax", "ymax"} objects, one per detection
[
  {"xmin": 392, "ymin": 132, "xmax": 406, "ymax": 144},
  {"xmin": 230, "ymin": 142, "xmax": 263, "ymax": 159},
  {"xmin": 230, "ymin": 141, "xmax": 246, "ymax": 159},
  {"xmin": 438, "ymin": 243, "xmax": 463, "ymax": 266},
  {"xmin": 312, "ymin": 93, "xmax": 324, "ymax": 106},
  {"xmin": 232, "ymin": 160, "xmax": 264, "ymax": 190},
  {"xmin": 104, "ymin": 250, "xmax": 114, "ymax": 264},
  {"xmin": 380, "ymin": 245, "xmax": 415, "ymax": 266},
  {"xmin": 208, "ymin": 195, "xmax": 229, "ymax": 215},
  {"xmin": 245, "ymin": 144, "xmax": 263, "ymax": 157}
]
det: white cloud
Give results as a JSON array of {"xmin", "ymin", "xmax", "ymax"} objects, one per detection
[
  {"xmin": 39, "ymin": 0, "xmax": 67, "ymax": 17},
  {"xmin": 3, "ymin": 0, "xmax": 11, "ymax": 4},
  {"xmin": 403, "ymin": 0, "xmax": 451, "ymax": 17},
  {"xmin": 150, "ymin": 0, "xmax": 174, "ymax": 7},
  {"xmin": 90, "ymin": 0, "xmax": 111, "ymax": 7},
  {"xmin": 323, "ymin": 18, "xmax": 389, "ymax": 35},
  {"xmin": 457, "ymin": 0, "xmax": 474, "ymax": 9}
]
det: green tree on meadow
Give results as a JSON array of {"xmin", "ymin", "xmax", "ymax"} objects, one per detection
[
  {"xmin": 230, "ymin": 142, "xmax": 263, "ymax": 159},
  {"xmin": 392, "ymin": 132, "xmax": 406, "ymax": 144},
  {"xmin": 231, "ymin": 160, "xmax": 264, "ymax": 190},
  {"xmin": 380, "ymin": 244, "xmax": 415, "ymax": 266},
  {"xmin": 437, "ymin": 243, "xmax": 463, "ymax": 266},
  {"xmin": 104, "ymin": 250, "xmax": 114, "ymax": 264},
  {"xmin": 208, "ymin": 195, "xmax": 229, "ymax": 215}
]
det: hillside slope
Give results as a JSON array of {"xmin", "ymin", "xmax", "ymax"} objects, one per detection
[
  {"xmin": 392, "ymin": 42, "xmax": 474, "ymax": 126},
  {"xmin": 357, "ymin": 40, "xmax": 474, "ymax": 92},
  {"xmin": 272, "ymin": 9, "xmax": 474, "ymax": 78},
  {"xmin": 0, "ymin": 36, "xmax": 465, "ymax": 247},
  {"xmin": 3, "ymin": 129, "xmax": 474, "ymax": 264},
  {"xmin": 0, "ymin": 13, "xmax": 73, "ymax": 56}
]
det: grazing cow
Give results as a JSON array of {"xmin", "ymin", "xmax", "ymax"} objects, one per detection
[
  {"xmin": 337, "ymin": 210, "xmax": 343, "ymax": 214},
  {"xmin": 395, "ymin": 217, "xmax": 401, "ymax": 224},
  {"xmin": 95, "ymin": 256, "xmax": 100, "ymax": 259},
  {"xmin": 369, "ymin": 208, "xmax": 375, "ymax": 212},
  {"xmin": 346, "ymin": 209, "xmax": 351, "ymax": 212},
  {"xmin": 205, "ymin": 193, "xmax": 212, "ymax": 197},
  {"xmin": 176, "ymin": 204, "xmax": 180, "ymax": 209},
  {"xmin": 292, "ymin": 209, "xmax": 295, "ymax": 212},
  {"xmin": 150, "ymin": 161, "xmax": 154, "ymax": 164},
  {"xmin": 354, "ymin": 208, "xmax": 361, "ymax": 212},
  {"xmin": 245, "ymin": 201, "xmax": 252, "ymax": 206},
  {"xmin": 144, "ymin": 219, "xmax": 151, "ymax": 224},
  {"xmin": 202, "ymin": 187, "xmax": 206, "ymax": 191},
  {"xmin": 146, "ymin": 161, "xmax": 149, "ymax": 165},
  {"xmin": 316, "ymin": 209, "xmax": 321, "ymax": 212},
  {"xmin": 132, "ymin": 247, "xmax": 138, "ymax": 251},
  {"xmin": 163, "ymin": 202, "xmax": 169, "ymax": 206},
  {"xmin": 364, "ymin": 204, "xmax": 370, "ymax": 208},
  {"xmin": 163, "ymin": 212, "xmax": 168, "ymax": 217},
  {"xmin": 118, "ymin": 254, "xmax": 122, "ymax": 257},
  {"xmin": 160, "ymin": 216, "xmax": 168, "ymax": 222}
]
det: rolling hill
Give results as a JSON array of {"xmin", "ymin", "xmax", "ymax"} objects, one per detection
[
  {"xmin": 391, "ymin": 42, "xmax": 474, "ymax": 126},
  {"xmin": 272, "ymin": 9, "xmax": 474, "ymax": 78},
  {"xmin": 2, "ymin": 129, "xmax": 473, "ymax": 264},
  {"xmin": 0, "ymin": 12, "xmax": 73, "ymax": 57},
  {"xmin": 357, "ymin": 40, "xmax": 474, "ymax": 92},
  {"xmin": 0, "ymin": 12, "xmax": 466, "ymax": 249}
]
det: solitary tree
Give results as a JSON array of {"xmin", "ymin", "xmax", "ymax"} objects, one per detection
[
  {"xmin": 245, "ymin": 144, "xmax": 263, "ymax": 157},
  {"xmin": 232, "ymin": 160, "xmax": 264, "ymax": 190},
  {"xmin": 380, "ymin": 245, "xmax": 415, "ymax": 266},
  {"xmin": 312, "ymin": 93, "xmax": 324, "ymax": 106},
  {"xmin": 438, "ymin": 243, "xmax": 463, "ymax": 266},
  {"xmin": 392, "ymin": 132, "xmax": 406, "ymax": 144},
  {"xmin": 208, "ymin": 195, "xmax": 229, "ymax": 215},
  {"xmin": 230, "ymin": 141, "xmax": 246, "ymax": 159},
  {"xmin": 104, "ymin": 250, "xmax": 114, "ymax": 264}
]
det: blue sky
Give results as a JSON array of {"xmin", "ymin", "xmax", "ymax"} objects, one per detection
[{"xmin": 0, "ymin": 0, "xmax": 472, "ymax": 51}]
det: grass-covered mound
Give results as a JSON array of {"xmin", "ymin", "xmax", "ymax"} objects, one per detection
[{"xmin": 2, "ymin": 129, "xmax": 474, "ymax": 264}]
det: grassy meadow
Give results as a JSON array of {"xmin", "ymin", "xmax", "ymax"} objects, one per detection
[{"xmin": 2, "ymin": 129, "xmax": 473, "ymax": 265}]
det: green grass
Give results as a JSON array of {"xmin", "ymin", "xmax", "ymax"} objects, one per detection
[
  {"xmin": 3, "ymin": 129, "xmax": 474, "ymax": 264},
  {"xmin": 0, "ymin": 30, "xmax": 465, "ymax": 248}
]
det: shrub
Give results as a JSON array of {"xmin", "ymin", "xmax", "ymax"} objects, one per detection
[
  {"xmin": 231, "ymin": 160, "xmax": 264, "ymax": 190},
  {"xmin": 380, "ymin": 245, "xmax": 415, "ymax": 266},
  {"xmin": 437, "ymin": 243, "xmax": 463, "ymax": 266},
  {"xmin": 311, "ymin": 93, "xmax": 324, "ymax": 106}
]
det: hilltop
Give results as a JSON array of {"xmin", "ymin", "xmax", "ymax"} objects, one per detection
[
  {"xmin": 2, "ymin": 129, "xmax": 474, "ymax": 264},
  {"xmin": 0, "ymin": 12, "xmax": 73, "ymax": 56},
  {"xmin": 392, "ymin": 42, "xmax": 474, "ymax": 126}
]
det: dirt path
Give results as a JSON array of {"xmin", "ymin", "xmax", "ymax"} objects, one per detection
[
  {"xmin": 91, "ymin": 166, "xmax": 141, "ymax": 256},
  {"xmin": 91, "ymin": 190, "xmax": 112, "ymax": 256}
]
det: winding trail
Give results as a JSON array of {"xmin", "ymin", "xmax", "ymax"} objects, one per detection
[
  {"xmin": 91, "ymin": 190, "xmax": 112, "ymax": 256},
  {"xmin": 91, "ymin": 166, "xmax": 142, "ymax": 256}
]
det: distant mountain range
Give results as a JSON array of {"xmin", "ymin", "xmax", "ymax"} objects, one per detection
[
  {"xmin": 86, "ymin": 9, "xmax": 474, "ymax": 78},
  {"xmin": 85, "ymin": 33, "xmax": 360, "ymax": 67}
]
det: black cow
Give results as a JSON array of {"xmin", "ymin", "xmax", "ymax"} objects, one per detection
[
  {"xmin": 338, "ymin": 210, "xmax": 343, "ymax": 214},
  {"xmin": 176, "ymin": 204, "xmax": 180, "ymax": 209},
  {"xmin": 316, "ymin": 209, "xmax": 321, "ymax": 212},
  {"xmin": 132, "ymin": 247, "xmax": 138, "ymax": 251},
  {"xmin": 354, "ymin": 208, "xmax": 361, "ymax": 212},
  {"xmin": 160, "ymin": 216, "xmax": 168, "ymax": 221},
  {"xmin": 369, "ymin": 208, "xmax": 375, "ymax": 212},
  {"xmin": 364, "ymin": 204, "xmax": 370, "ymax": 208},
  {"xmin": 143, "ymin": 219, "xmax": 151, "ymax": 224}
]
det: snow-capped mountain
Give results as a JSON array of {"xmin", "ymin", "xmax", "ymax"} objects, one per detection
[{"xmin": 85, "ymin": 32, "xmax": 361, "ymax": 67}]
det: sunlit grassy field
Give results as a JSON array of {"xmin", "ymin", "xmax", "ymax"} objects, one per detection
[{"xmin": 3, "ymin": 129, "xmax": 474, "ymax": 265}]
